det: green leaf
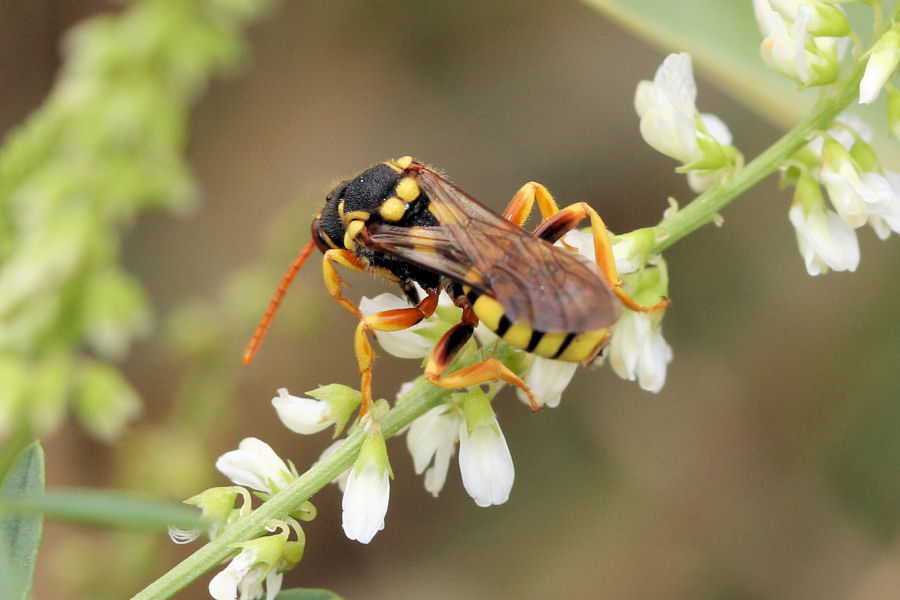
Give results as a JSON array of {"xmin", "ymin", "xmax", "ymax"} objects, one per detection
[
  {"xmin": 0, "ymin": 441, "xmax": 46, "ymax": 600},
  {"xmin": 275, "ymin": 588, "xmax": 345, "ymax": 600},
  {"xmin": 0, "ymin": 488, "xmax": 201, "ymax": 532}
]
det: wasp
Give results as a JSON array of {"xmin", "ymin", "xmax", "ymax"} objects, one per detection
[{"xmin": 244, "ymin": 156, "xmax": 668, "ymax": 413}]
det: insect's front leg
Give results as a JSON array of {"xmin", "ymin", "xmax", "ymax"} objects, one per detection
[
  {"xmin": 423, "ymin": 308, "xmax": 539, "ymax": 412},
  {"xmin": 353, "ymin": 289, "xmax": 440, "ymax": 415},
  {"xmin": 322, "ymin": 249, "xmax": 368, "ymax": 319},
  {"xmin": 532, "ymin": 203, "xmax": 669, "ymax": 313}
]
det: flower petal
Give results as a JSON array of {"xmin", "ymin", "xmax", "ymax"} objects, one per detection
[
  {"xmin": 458, "ymin": 417, "xmax": 515, "ymax": 507},
  {"xmin": 272, "ymin": 388, "xmax": 331, "ymax": 435},
  {"xmin": 215, "ymin": 438, "xmax": 293, "ymax": 494}
]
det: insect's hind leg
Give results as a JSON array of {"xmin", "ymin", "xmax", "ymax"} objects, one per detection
[
  {"xmin": 502, "ymin": 181, "xmax": 561, "ymax": 226},
  {"xmin": 532, "ymin": 203, "xmax": 669, "ymax": 313},
  {"xmin": 423, "ymin": 309, "xmax": 539, "ymax": 412}
]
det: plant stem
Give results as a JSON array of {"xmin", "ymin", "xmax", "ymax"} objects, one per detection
[
  {"xmin": 650, "ymin": 53, "xmax": 870, "ymax": 254},
  {"xmin": 131, "ymin": 379, "xmax": 449, "ymax": 600}
]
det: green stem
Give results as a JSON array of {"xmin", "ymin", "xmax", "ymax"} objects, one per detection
[
  {"xmin": 650, "ymin": 51, "xmax": 870, "ymax": 254},
  {"xmin": 131, "ymin": 380, "xmax": 449, "ymax": 600}
]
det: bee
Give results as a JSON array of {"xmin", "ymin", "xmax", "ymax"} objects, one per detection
[{"xmin": 244, "ymin": 156, "xmax": 667, "ymax": 413}]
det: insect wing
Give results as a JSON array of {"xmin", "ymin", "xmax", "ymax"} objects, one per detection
[{"xmin": 368, "ymin": 167, "xmax": 619, "ymax": 333}]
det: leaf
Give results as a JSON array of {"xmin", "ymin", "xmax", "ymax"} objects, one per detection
[
  {"xmin": 0, "ymin": 441, "xmax": 46, "ymax": 600},
  {"xmin": 0, "ymin": 488, "xmax": 201, "ymax": 532},
  {"xmin": 275, "ymin": 589, "xmax": 345, "ymax": 600}
]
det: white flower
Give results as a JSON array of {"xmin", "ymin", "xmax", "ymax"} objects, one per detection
[
  {"xmin": 607, "ymin": 311, "xmax": 672, "ymax": 393},
  {"xmin": 458, "ymin": 415, "xmax": 515, "ymax": 507},
  {"xmin": 760, "ymin": 7, "xmax": 811, "ymax": 83},
  {"xmin": 406, "ymin": 405, "xmax": 465, "ymax": 496},
  {"xmin": 634, "ymin": 53, "xmax": 699, "ymax": 164},
  {"xmin": 872, "ymin": 170, "xmax": 900, "ymax": 239},
  {"xmin": 789, "ymin": 201, "xmax": 860, "ymax": 275},
  {"xmin": 562, "ymin": 228, "xmax": 639, "ymax": 275},
  {"xmin": 359, "ymin": 292, "xmax": 434, "ymax": 359},
  {"xmin": 208, "ymin": 525, "xmax": 291, "ymax": 600},
  {"xmin": 859, "ymin": 29, "xmax": 900, "ymax": 105},
  {"xmin": 516, "ymin": 356, "xmax": 578, "ymax": 409},
  {"xmin": 209, "ymin": 547, "xmax": 283, "ymax": 600},
  {"xmin": 820, "ymin": 143, "xmax": 895, "ymax": 229},
  {"xmin": 752, "ymin": 0, "xmax": 776, "ymax": 36},
  {"xmin": 759, "ymin": 5, "xmax": 839, "ymax": 86},
  {"xmin": 767, "ymin": 0, "xmax": 850, "ymax": 37},
  {"xmin": 271, "ymin": 388, "xmax": 332, "ymax": 435},
  {"xmin": 215, "ymin": 438, "xmax": 295, "ymax": 495},
  {"xmin": 342, "ymin": 430, "xmax": 391, "ymax": 544}
]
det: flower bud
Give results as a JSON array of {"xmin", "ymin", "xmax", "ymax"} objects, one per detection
[{"xmin": 859, "ymin": 28, "xmax": 900, "ymax": 104}]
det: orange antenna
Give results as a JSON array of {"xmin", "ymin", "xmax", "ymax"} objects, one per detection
[{"xmin": 243, "ymin": 240, "xmax": 318, "ymax": 365}]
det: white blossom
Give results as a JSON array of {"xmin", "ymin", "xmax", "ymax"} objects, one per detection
[
  {"xmin": 406, "ymin": 406, "xmax": 465, "ymax": 496},
  {"xmin": 872, "ymin": 170, "xmax": 900, "ymax": 239},
  {"xmin": 271, "ymin": 388, "xmax": 332, "ymax": 435},
  {"xmin": 759, "ymin": 5, "xmax": 839, "ymax": 86},
  {"xmin": 789, "ymin": 201, "xmax": 860, "ymax": 275},
  {"xmin": 516, "ymin": 356, "xmax": 578, "ymax": 409},
  {"xmin": 458, "ymin": 416, "xmax": 515, "ymax": 507},
  {"xmin": 820, "ymin": 148, "xmax": 895, "ymax": 229},
  {"xmin": 342, "ymin": 431, "xmax": 391, "ymax": 544},
  {"xmin": 215, "ymin": 438, "xmax": 295, "ymax": 495},
  {"xmin": 634, "ymin": 53, "xmax": 700, "ymax": 164},
  {"xmin": 859, "ymin": 29, "xmax": 900, "ymax": 104},
  {"xmin": 208, "ymin": 534, "xmax": 286, "ymax": 600},
  {"xmin": 607, "ymin": 311, "xmax": 672, "ymax": 393}
]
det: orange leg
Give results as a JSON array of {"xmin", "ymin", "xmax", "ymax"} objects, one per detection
[
  {"xmin": 423, "ymin": 319, "xmax": 539, "ymax": 412},
  {"xmin": 502, "ymin": 181, "xmax": 562, "ymax": 226},
  {"xmin": 355, "ymin": 289, "xmax": 440, "ymax": 415},
  {"xmin": 533, "ymin": 202, "xmax": 669, "ymax": 313},
  {"xmin": 322, "ymin": 248, "xmax": 368, "ymax": 319},
  {"xmin": 502, "ymin": 181, "xmax": 578, "ymax": 251}
]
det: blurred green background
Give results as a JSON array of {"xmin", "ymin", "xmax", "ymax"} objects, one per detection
[{"xmin": 3, "ymin": 1, "xmax": 900, "ymax": 599}]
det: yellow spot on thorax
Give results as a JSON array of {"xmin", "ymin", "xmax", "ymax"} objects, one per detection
[
  {"xmin": 395, "ymin": 177, "xmax": 420, "ymax": 201},
  {"xmin": 379, "ymin": 196, "xmax": 406, "ymax": 222}
]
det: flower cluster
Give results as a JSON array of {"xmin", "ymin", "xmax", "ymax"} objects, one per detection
[
  {"xmin": 640, "ymin": 15, "xmax": 900, "ymax": 278},
  {"xmin": 786, "ymin": 117, "xmax": 900, "ymax": 274}
]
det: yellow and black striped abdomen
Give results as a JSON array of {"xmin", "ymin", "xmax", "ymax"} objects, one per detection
[{"xmin": 463, "ymin": 285, "xmax": 612, "ymax": 363}]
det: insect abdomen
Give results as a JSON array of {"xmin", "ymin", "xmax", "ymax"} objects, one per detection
[{"xmin": 463, "ymin": 286, "xmax": 607, "ymax": 363}]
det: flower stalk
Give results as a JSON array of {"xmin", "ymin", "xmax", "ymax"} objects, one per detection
[{"xmin": 133, "ymin": 379, "xmax": 450, "ymax": 600}]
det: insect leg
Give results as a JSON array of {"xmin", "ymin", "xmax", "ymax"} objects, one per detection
[
  {"xmin": 354, "ymin": 289, "xmax": 440, "ymax": 415},
  {"xmin": 532, "ymin": 203, "xmax": 669, "ymax": 313},
  {"xmin": 322, "ymin": 248, "xmax": 368, "ymax": 319},
  {"xmin": 502, "ymin": 182, "xmax": 579, "ymax": 252},
  {"xmin": 424, "ymin": 314, "xmax": 539, "ymax": 412},
  {"xmin": 501, "ymin": 181, "xmax": 561, "ymax": 226}
]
